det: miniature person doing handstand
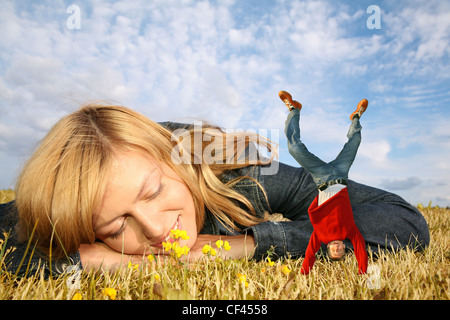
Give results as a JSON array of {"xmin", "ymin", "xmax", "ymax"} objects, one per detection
[{"xmin": 279, "ymin": 91, "xmax": 369, "ymax": 275}]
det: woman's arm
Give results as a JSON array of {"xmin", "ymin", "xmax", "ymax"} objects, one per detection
[
  {"xmin": 78, "ymin": 234, "xmax": 256, "ymax": 271},
  {"xmin": 78, "ymin": 242, "xmax": 139, "ymax": 272}
]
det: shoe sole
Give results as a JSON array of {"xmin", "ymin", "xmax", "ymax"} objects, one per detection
[
  {"xmin": 350, "ymin": 99, "xmax": 368, "ymax": 120},
  {"xmin": 279, "ymin": 91, "xmax": 302, "ymax": 111}
]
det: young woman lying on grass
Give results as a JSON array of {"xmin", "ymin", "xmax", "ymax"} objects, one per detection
[{"xmin": 0, "ymin": 99, "xmax": 429, "ymax": 277}]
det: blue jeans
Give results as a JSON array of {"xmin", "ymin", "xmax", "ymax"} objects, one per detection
[{"xmin": 285, "ymin": 108, "xmax": 361, "ymax": 187}]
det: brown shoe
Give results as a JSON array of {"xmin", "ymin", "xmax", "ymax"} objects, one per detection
[
  {"xmin": 350, "ymin": 99, "xmax": 368, "ymax": 120},
  {"xmin": 279, "ymin": 91, "xmax": 302, "ymax": 111}
]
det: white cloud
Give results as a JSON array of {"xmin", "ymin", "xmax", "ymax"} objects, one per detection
[
  {"xmin": 358, "ymin": 139, "xmax": 392, "ymax": 168},
  {"xmin": 228, "ymin": 28, "xmax": 255, "ymax": 48},
  {"xmin": 0, "ymin": 0, "xmax": 449, "ymax": 206},
  {"xmin": 383, "ymin": 0, "xmax": 450, "ymax": 77}
]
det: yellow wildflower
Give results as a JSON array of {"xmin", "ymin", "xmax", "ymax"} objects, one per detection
[
  {"xmin": 266, "ymin": 257, "xmax": 275, "ymax": 267},
  {"xmin": 170, "ymin": 229, "xmax": 190, "ymax": 240},
  {"xmin": 260, "ymin": 268, "xmax": 266, "ymax": 273},
  {"xmin": 281, "ymin": 265, "xmax": 292, "ymax": 276},
  {"xmin": 154, "ymin": 273, "xmax": 161, "ymax": 281},
  {"xmin": 179, "ymin": 230, "xmax": 190, "ymax": 240},
  {"xmin": 162, "ymin": 241, "xmax": 172, "ymax": 252},
  {"xmin": 174, "ymin": 244, "xmax": 190, "ymax": 258},
  {"xmin": 170, "ymin": 229, "xmax": 181, "ymax": 239},
  {"xmin": 182, "ymin": 245, "xmax": 190, "ymax": 255},
  {"xmin": 71, "ymin": 292, "xmax": 82, "ymax": 300},
  {"xmin": 236, "ymin": 273, "xmax": 249, "ymax": 288},
  {"xmin": 223, "ymin": 241, "xmax": 231, "ymax": 251},
  {"xmin": 215, "ymin": 240, "xmax": 224, "ymax": 248},
  {"xmin": 102, "ymin": 288, "xmax": 117, "ymax": 300},
  {"xmin": 127, "ymin": 261, "xmax": 138, "ymax": 270},
  {"xmin": 202, "ymin": 244, "xmax": 212, "ymax": 254},
  {"xmin": 201, "ymin": 244, "xmax": 216, "ymax": 256},
  {"xmin": 147, "ymin": 254, "xmax": 155, "ymax": 262}
]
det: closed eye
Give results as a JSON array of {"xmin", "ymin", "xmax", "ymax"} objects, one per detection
[
  {"xmin": 146, "ymin": 183, "xmax": 165, "ymax": 201},
  {"xmin": 109, "ymin": 217, "xmax": 127, "ymax": 240}
]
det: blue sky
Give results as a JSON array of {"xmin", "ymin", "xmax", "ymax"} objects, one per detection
[{"xmin": 0, "ymin": 0, "xmax": 449, "ymax": 206}]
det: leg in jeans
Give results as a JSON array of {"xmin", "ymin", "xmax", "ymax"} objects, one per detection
[
  {"xmin": 329, "ymin": 116, "xmax": 362, "ymax": 180},
  {"xmin": 285, "ymin": 109, "xmax": 363, "ymax": 186},
  {"xmin": 284, "ymin": 108, "xmax": 334, "ymax": 187}
]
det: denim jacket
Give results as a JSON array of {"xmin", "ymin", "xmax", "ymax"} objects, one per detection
[{"xmin": 203, "ymin": 164, "xmax": 305, "ymax": 261}]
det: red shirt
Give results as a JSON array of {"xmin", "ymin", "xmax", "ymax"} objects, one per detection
[{"xmin": 301, "ymin": 187, "xmax": 368, "ymax": 275}]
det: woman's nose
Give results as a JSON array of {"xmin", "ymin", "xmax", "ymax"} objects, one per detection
[{"xmin": 134, "ymin": 206, "xmax": 166, "ymax": 241}]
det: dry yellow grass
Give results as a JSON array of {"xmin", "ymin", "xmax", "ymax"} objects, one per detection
[
  {"xmin": 0, "ymin": 190, "xmax": 449, "ymax": 300},
  {"xmin": 0, "ymin": 189, "xmax": 15, "ymax": 204}
]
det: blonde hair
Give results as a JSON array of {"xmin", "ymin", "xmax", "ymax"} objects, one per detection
[{"xmin": 15, "ymin": 103, "xmax": 275, "ymax": 259}]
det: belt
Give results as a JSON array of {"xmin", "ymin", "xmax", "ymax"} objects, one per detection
[{"xmin": 318, "ymin": 179, "xmax": 348, "ymax": 191}]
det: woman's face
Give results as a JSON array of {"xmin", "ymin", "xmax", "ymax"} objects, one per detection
[{"xmin": 93, "ymin": 150, "xmax": 197, "ymax": 256}]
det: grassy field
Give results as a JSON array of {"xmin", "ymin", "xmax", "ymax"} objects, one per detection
[{"xmin": 1, "ymin": 189, "xmax": 449, "ymax": 300}]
